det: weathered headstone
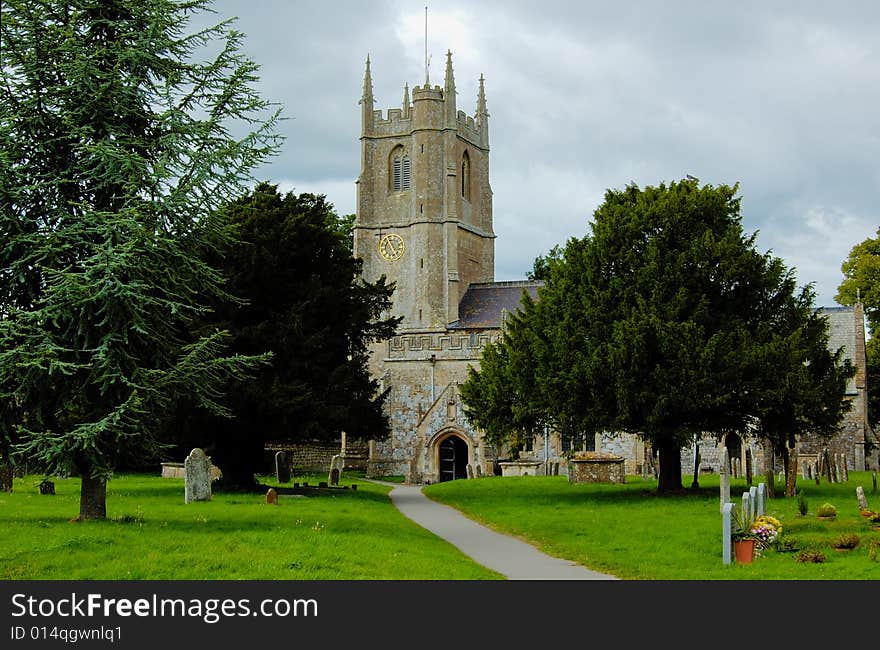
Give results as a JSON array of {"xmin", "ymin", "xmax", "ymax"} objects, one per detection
[
  {"xmin": 749, "ymin": 486, "xmax": 758, "ymax": 520},
  {"xmin": 275, "ymin": 451, "xmax": 290, "ymax": 484},
  {"xmin": 0, "ymin": 463, "xmax": 13, "ymax": 492},
  {"xmin": 719, "ymin": 447, "xmax": 731, "ymax": 513},
  {"xmin": 856, "ymin": 486, "xmax": 869, "ymax": 511},
  {"xmin": 722, "ymin": 502, "xmax": 734, "ymax": 565},
  {"xmin": 745, "ymin": 448, "xmax": 753, "ymax": 486},
  {"xmin": 329, "ymin": 468, "xmax": 340, "ymax": 486},
  {"xmin": 265, "ymin": 488, "xmax": 278, "ymax": 505},
  {"xmin": 184, "ymin": 448, "xmax": 211, "ymax": 503},
  {"xmin": 814, "ymin": 462, "xmax": 820, "ymax": 485},
  {"xmin": 841, "ymin": 455, "xmax": 849, "ymax": 482},
  {"xmin": 466, "ymin": 464, "xmax": 474, "ymax": 479},
  {"xmin": 475, "ymin": 464, "xmax": 483, "ymax": 478},
  {"xmin": 823, "ymin": 448, "xmax": 833, "ymax": 484},
  {"xmin": 732, "ymin": 457, "xmax": 740, "ymax": 479},
  {"xmin": 39, "ymin": 479, "xmax": 55, "ymax": 495},
  {"xmin": 741, "ymin": 492, "xmax": 751, "ymax": 531},
  {"xmin": 757, "ymin": 483, "xmax": 766, "ymax": 516},
  {"xmin": 328, "ymin": 454, "xmax": 344, "ymax": 485},
  {"xmin": 801, "ymin": 461, "xmax": 808, "ymax": 480}
]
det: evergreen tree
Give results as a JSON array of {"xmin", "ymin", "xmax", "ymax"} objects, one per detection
[
  {"xmin": 0, "ymin": 0, "xmax": 280, "ymax": 517},
  {"xmin": 464, "ymin": 180, "xmax": 853, "ymax": 494},
  {"xmin": 172, "ymin": 184, "xmax": 399, "ymax": 487}
]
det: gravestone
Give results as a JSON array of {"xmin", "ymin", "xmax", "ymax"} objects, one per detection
[
  {"xmin": 466, "ymin": 464, "xmax": 473, "ymax": 479},
  {"xmin": 328, "ymin": 455, "xmax": 344, "ymax": 485},
  {"xmin": 265, "ymin": 488, "xmax": 278, "ymax": 505},
  {"xmin": 856, "ymin": 486, "xmax": 868, "ymax": 511},
  {"xmin": 553, "ymin": 462, "xmax": 560, "ymax": 476},
  {"xmin": 39, "ymin": 479, "xmax": 55, "ymax": 495},
  {"xmin": 721, "ymin": 502, "xmax": 734, "ymax": 565},
  {"xmin": 757, "ymin": 483, "xmax": 766, "ymax": 516},
  {"xmin": 841, "ymin": 455, "xmax": 849, "ymax": 482},
  {"xmin": 719, "ymin": 447, "xmax": 731, "ymax": 512},
  {"xmin": 184, "ymin": 448, "xmax": 211, "ymax": 503},
  {"xmin": 275, "ymin": 452, "xmax": 290, "ymax": 484},
  {"xmin": 329, "ymin": 468, "xmax": 340, "ymax": 486},
  {"xmin": 814, "ymin": 462, "xmax": 820, "ymax": 485},
  {"xmin": 732, "ymin": 458, "xmax": 740, "ymax": 479},
  {"xmin": 475, "ymin": 464, "xmax": 483, "ymax": 478},
  {"xmin": 823, "ymin": 448, "xmax": 833, "ymax": 483},
  {"xmin": 801, "ymin": 461, "xmax": 808, "ymax": 480},
  {"xmin": 741, "ymin": 492, "xmax": 751, "ymax": 531},
  {"xmin": 0, "ymin": 463, "xmax": 12, "ymax": 492},
  {"xmin": 873, "ymin": 472, "xmax": 878, "ymax": 493},
  {"xmin": 749, "ymin": 486, "xmax": 758, "ymax": 519},
  {"xmin": 745, "ymin": 448, "xmax": 753, "ymax": 486}
]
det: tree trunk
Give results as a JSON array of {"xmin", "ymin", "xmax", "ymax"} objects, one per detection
[
  {"xmin": 657, "ymin": 439, "xmax": 683, "ymax": 493},
  {"xmin": 785, "ymin": 442, "xmax": 799, "ymax": 497},
  {"xmin": 763, "ymin": 445, "xmax": 775, "ymax": 499},
  {"xmin": 78, "ymin": 473, "xmax": 107, "ymax": 520}
]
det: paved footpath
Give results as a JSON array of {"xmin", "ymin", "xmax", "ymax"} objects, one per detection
[{"xmin": 373, "ymin": 481, "xmax": 617, "ymax": 580}]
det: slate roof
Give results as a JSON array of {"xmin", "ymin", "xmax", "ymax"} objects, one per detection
[{"xmin": 449, "ymin": 281, "xmax": 543, "ymax": 330}]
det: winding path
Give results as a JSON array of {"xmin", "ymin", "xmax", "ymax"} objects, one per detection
[{"xmin": 374, "ymin": 481, "xmax": 617, "ymax": 580}]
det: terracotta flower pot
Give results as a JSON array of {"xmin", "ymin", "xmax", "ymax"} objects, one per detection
[{"xmin": 734, "ymin": 539, "xmax": 755, "ymax": 564}]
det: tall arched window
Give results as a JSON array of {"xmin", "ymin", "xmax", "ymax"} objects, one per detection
[
  {"xmin": 390, "ymin": 146, "xmax": 411, "ymax": 192},
  {"xmin": 461, "ymin": 151, "xmax": 471, "ymax": 201}
]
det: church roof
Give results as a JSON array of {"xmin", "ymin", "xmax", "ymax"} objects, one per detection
[{"xmin": 449, "ymin": 281, "xmax": 542, "ymax": 330}]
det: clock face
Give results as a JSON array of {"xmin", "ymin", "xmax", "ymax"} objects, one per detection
[{"xmin": 378, "ymin": 233, "xmax": 405, "ymax": 261}]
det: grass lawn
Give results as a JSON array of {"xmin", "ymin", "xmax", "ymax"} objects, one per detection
[
  {"xmin": 0, "ymin": 472, "xmax": 502, "ymax": 580},
  {"xmin": 424, "ymin": 471, "xmax": 880, "ymax": 580}
]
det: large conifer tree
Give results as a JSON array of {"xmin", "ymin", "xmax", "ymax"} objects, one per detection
[{"xmin": 0, "ymin": 0, "xmax": 280, "ymax": 517}]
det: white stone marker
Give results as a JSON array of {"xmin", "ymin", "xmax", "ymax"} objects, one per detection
[
  {"xmin": 749, "ymin": 486, "xmax": 758, "ymax": 519},
  {"xmin": 719, "ymin": 447, "xmax": 730, "ymax": 512},
  {"xmin": 757, "ymin": 483, "xmax": 766, "ymax": 516},
  {"xmin": 722, "ymin": 502, "xmax": 734, "ymax": 565}
]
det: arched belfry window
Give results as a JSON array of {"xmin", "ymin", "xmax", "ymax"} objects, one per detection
[
  {"xmin": 390, "ymin": 146, "xmax": 411, "ymax": 192},
  {"xmin": 461, "ymin": 151, "xmax": 471, "ymax": 201}
]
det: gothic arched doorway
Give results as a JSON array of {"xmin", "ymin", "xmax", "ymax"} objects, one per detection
[{"xmin": 438, "ymin": 435, "xmax": 468, "ymax": 482}]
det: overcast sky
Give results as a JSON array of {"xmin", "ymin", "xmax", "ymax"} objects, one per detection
[{"xmin": 201, "ymin": 0, "xmax": 878, "ymax": 307}]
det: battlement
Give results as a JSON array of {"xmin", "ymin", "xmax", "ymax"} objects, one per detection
[{"xmin": 412, "ymin": 84, "xmax": 444, "ymax": 100}]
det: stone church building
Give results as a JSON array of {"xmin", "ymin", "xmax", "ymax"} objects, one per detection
[{"xmin": 350, "ymin": 52, "xmax": 877, "ymax": 483}]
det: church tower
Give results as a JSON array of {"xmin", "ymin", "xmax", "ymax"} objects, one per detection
[
  {"xmin": 354, "ymin": 51, "xmax": 537, "ymax": 484},
  {"xmin": 354, "ymin": 51, "xmax": 494, "ymax": 327}
]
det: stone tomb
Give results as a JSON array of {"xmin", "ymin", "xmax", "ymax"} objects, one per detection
[
  {"xmin": 568, "ymin": 452, "xmax": 626, "ymax": 484},
  {"xmin": 499, "ymin": 460, "xmax": 542, "ymax": 477},
  {"xmin": 184, "ymin": 448, "xmax": 212, "ymax": 503}
]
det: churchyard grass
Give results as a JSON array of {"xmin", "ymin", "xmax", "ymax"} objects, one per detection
[
  {"xmin": 0, "ymin": 473, "xmax": 502, "ymax": 580},
  {"xmin": 424, "ymin": 471, "xmax": 880, "ymax": 579}
]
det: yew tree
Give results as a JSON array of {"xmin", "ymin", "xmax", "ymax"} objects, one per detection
[
  {"xmin": 170, "ymin": 184, "xmax": 400, "ymax": 487},
  {"xmin": 0, "ymin": 0, "xmax": 279, "ymax": 518}
]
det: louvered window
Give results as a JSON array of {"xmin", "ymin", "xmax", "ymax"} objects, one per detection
[
  {"xmin": 391, "ymin": 154, "xmax": 411, "ymax": 192},
  {"xmin": 401, "ymin": 156, "xmax": 411, "ymax": 190},
  {"xmin": 393, "ymin": 157, "xmax": 402, "ymax": 191}
]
